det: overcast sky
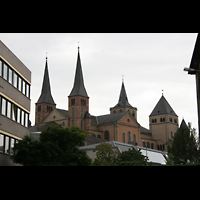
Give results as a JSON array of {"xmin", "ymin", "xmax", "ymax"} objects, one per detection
[{"xmin": 0, "ymin": 33, "xmax": 198, "ymax": 131}]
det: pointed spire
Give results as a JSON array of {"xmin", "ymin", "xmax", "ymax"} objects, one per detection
[
  {"xmin": 180, "ymin": 119, "xmax": 188, "ymax": 129},
  {"xmin": 149, "ymin": 95, "xmax": 177, "ymax": 117},
  {"xmin": 69, "ymin": 47, "xmax": 88, "ymax": 97},
  {"xmin": 36, "ymin": 57, "xmax": 56, "ymax": 104},
  {"xmin": 114, "ymin": 81, "xmax": 132, "ymax": 107}
]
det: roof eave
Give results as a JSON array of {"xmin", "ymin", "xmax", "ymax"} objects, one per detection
[{"xmin": 188, "ymin": 33, "xmax": 200, "ymax": 74}]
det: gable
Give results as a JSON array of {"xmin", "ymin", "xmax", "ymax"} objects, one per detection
[
  {"xmin": 118, "ymin": 112, "xmax": 140, "ymax": 127},
  {"xmin": 43, "ymin": 108, "xmax": 68, "ymax": 123}
]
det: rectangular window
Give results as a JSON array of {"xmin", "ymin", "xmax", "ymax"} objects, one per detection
[
  {"xmin": 0, "ymin": 60, "xmax": 2, "ymax": 77},
  {"xmin": 4, "ymin": 136, "xmax": 9, "ymax": 154},
  {"xmin": 18, "ymin": 76, "xmax": 22, "ymax": 92},
  {"xmin": 1, "ymin": 98, "xmax": 6, "ymax": 115},
  {"xmin": 0, "ymin": 134, "xmax": 3, "ymax": 153},
  {"xmin": 3, "ymin": 63, "xmax": 8, "ymax": 80},
  {"xmin": 7, "ymin": 101, "xmax": 11, "ymax": 118},
  {"xmin": 26, "ymin": 84, "xmax": 30, "ymax": 98},
  {"xmin": 12, "ymin": 104, "xmax": 17, "ymax": 121},
  {"xmin": 8, "ymin": 68, "xmax": 13, "ymax": 84},
  {"xmin": 25, "ymin": 113, "xmax": 28, "ymax": 127},
  {"xmin": 13, "ymin": 72, "xmax": 18, "ymax": 88},
  {"xmin": 17, "ymin": 108, "xmax": 21, "ymax": 123},
  {"xmin": 22, "ymin": 80, "xmax": 26, "ymax": 95},
  {"xmin": 21, "ymin": 110, "xmax": 24, "ymax": 126},
  {"xmin": 10, "ymin": 138, "xmax": 15, "ymax": 155}
]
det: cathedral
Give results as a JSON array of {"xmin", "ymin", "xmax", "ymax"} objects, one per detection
[{"xmin": 32, "ymin": 47, "xmax": 180, "ymax": 151}]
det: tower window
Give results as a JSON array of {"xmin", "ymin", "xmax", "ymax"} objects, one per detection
[
  {"xmin": 81, "ymin": 99, "xmax": 86, "ymax": 106},
  {"xmin": 71, "ymin": 98, "xmax": 75, "ymax": 106},
  {"xmin": 160, "ymin": 117, "xmax": 165, "ymax": 122},
  {"xmin": 38, "ymin": 105, "xmax": 41, "ymax": 112}
]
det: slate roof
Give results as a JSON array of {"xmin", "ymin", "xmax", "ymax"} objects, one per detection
[
  {"xmin": 56, "ymin": 108, "xmax": 68, "ymax": 118},
  {"xmin": 69, "ymin": 48, "xmax": 88, "ymax": 98},
  {"xmin": 113, "ymin": 81, "xmax": 133, "ymax": 108},
  {"xmin": 85, "ymin": 135, "xmax": 109, "ymax": 145},
  {"xmin": 36, "ymin": 57, "xmax": 56, "ymax": 104},
  {"xmin": 180, "ymin": 119, "xmax": 188, "ymax": 128},
  {"xmin": 91, "ymin": 111, "xmax": 128, "ymax": 125},
  {"xmin": 149, "ymin": 95, "xmax": 177, "ymax": 117},
  {"xmin": 140, "ymin": 126, "xmax": 152, "ymax": 136}
]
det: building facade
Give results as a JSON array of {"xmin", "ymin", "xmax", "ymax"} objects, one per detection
[
  {"xmin": 0, "ymin": 40, "xmax": 31, "ymax": 165},
  {"xmin": 32, "ymin": 47, "xmax": 179, "ymax": 151}
]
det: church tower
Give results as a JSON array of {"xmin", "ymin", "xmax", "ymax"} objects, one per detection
[
  {"xmin": 149, "ymin": 94, "xmax": 179, "ymax": 150},
  {"xmin": 35, "ymin": 57, "xmax": 56, "ymax": 125},
  {"xmin": 110, "ymin": 81, "xmax": 138, "ymax": 120},
  {"xmin": 68, "ymin": 47, "xmax": 91, "ymax": 130}
]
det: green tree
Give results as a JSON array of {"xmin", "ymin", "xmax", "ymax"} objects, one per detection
[
  {"xmin": 117, "ymin": 147, "xmax": 147, "ymax": 166},
  {"xmin": 11, "ymin": 124, "xmax": 92, "ymax": 166},
  {"xmin": 92, "ymin": 143, "xmax": 119, "ymax": 166},
  {"xmin": 92, "ymin": 143, "xmax": 148, "ymax": 166},
  {"xmin": 167, "ymin": 123, "xmax": 200, "ymax": 165}
]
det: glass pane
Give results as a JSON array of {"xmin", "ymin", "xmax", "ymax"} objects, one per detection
[
  {"xmin": 21, "ymin": 110, "xmax": 24, "ymax": 126},
  {"xmin": 8, "ymin": 68, "xmax": 13, "ymax": 84},
  {"xmin": 26, "ymin": 84, "xmax": 30, "ymax": 98},
  {"xmin": 0, "ymin": 60, "xmax": 2, "ymax": 76},
  {"xmin": 22, "ymin": 80, "xmax": 26, "ymax": 95},
  {"xmin": 10, "ymin": 138, "xmax": 15, "ymax": 155},
  {"xmin": 13, "ymin": 72, "xmax": 17, "ymax": 88},
  {"xmin": 1, "ymin": 98, "xmax": 6, "ymax": 115},
  {"xmin": 18, "ymin": 77, "xmax": 21, "ymax": 91},
  {"xmin": 4, "ymin": 136, "xmax": 10, "ymax": 154},
  {"xmin": 12, "ymin": 104, "xmax": 17, "ymax": 121},
  {"xmin": 25, "ymin": 113, "xmax": 28, "ymax": 127},
  {"xmin": 7, "ymin": 101, "xmax": 11, "ymax": 118},
  {"xmin": 3, "ymin": 63, "xmax": 8, "ymax": 80},
  {"xmin": 17, "ymin": 108, "xmax": 21, "ymax": 123},
  {"xmin": 0, "ymin": 134, "xmax": 3, "ymax": 152}
]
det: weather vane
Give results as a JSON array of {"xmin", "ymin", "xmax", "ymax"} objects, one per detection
[
  {"xmin": 122, "ymin": 74, "xmax": 124, "ymax": 82},
  {"xmin": 78, "ymin": 41, "xmax": 80, "ymax": 51}
]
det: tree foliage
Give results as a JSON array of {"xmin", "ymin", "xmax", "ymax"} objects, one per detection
[
  {"xmin": 93, "ymin": 143, "xmax": 118, "ymax": 166},
  {"xmin": 167, "ymin": 123, "xmax": 200, "ymax": 165},
  {"xmin": 11, "ymin": 124, "xmax": 92, "ymax": 166},
  {"xmin": 117, "ymin": 147, "xmax": 147, "ymax": 166},
  {"xmin": 92, "ymin": 143, "xmax": 147, "ymax": 166}
]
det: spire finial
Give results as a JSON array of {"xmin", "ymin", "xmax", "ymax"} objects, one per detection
[
  {"xmin": 122, "ymin": 74, "xmax": 124, "ymax": 83},
  {"xmin": 46, "ymin": 52, "xmax": 48, "ymax": 60},
  {"xmin": 78, "ymin": 42, "xmax": 80, "ymax": 51},
  {"xmin": 162, "ymin": 89, "xmax": 164, "ymax": 96}
]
